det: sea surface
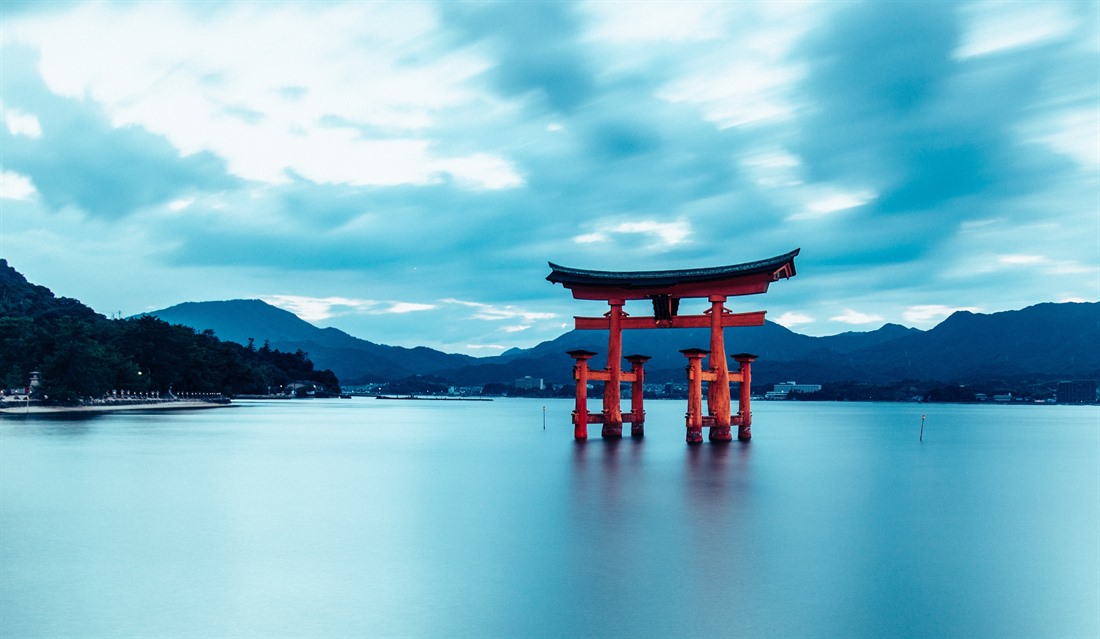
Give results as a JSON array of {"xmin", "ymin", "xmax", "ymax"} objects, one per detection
[{"xmin": 1, "ymin": 399, "xmax": 1097, "ymax": 638}]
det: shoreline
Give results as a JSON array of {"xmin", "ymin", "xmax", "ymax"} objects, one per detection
[{"xmin": 0, "ymin": 400, "xmax": 234, "ymax": 416}]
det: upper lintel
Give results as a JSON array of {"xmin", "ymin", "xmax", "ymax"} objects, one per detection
[{"xmin": 547, "ymin": 249, "xmax": 799, "ymax": 300}]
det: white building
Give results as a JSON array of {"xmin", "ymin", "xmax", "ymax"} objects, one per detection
[
  {"xmin": 514, "ymin": 376, "xmax": 544, "ymax": 391},
  {"xmin": 765, "ymin": 381, "xmax": 822, "ymax": 399}
]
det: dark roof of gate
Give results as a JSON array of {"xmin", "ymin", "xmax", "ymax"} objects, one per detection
[{"xmin": 547, "ymin": 248, "xmax": 799, "ymax": 288}]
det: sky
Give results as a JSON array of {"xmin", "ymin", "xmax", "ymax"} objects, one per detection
[{"xmin": 1, "ymin": 0, "xmax": 1097, "ymax": 356}]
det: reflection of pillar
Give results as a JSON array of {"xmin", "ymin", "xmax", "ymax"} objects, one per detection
[
  {"xmin": 626, "ymin": 354, "xmax": 650, "ymax": 437},
  {"xmin": 681, "ymin": 348, "xmax": 708, "ymax": 444},
  {"xmin": 602, "ymin": 300, "xmax": 625, "ymax": 438},
  {"xmin": 568, "ymin": 350, "xmax": 596, "ymax": 440},
  {"xmin": 733, "ymin": 353, "xmax": 758, "ymax": 441}
]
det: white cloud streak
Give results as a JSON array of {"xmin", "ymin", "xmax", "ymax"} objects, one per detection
[
  {"xmin": 903, "ymin": 305, "xmax": 981, "ymax": 324},
  {"xmin": 773, "ymin": 311, "xmax": 815, "ymax": 328},
  {"xmin": 4, "ymin": 109, "xmax": 42, "ymax": 138},
  {"xmin": 0, "ymin": 171, "xmax": 36, "ymax": 200},
  {"xmin": 8, "ymin": 2, "xmax": 521, "ymax": 190},
  {"xmin": 573, "ymin": 219, "xmax": 692, "ymax": 248},
  {"xmin": 830, "ymin": 309, "xmax": 885, "ymax": 325}
]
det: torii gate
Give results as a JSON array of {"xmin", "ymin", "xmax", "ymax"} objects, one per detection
[{"xmin": 547, "ymin": 249, "xmax": 799, "ymax": 444}]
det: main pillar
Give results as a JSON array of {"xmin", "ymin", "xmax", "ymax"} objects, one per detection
[
  {"xmin": 733, "ymin": 353, "xmax": 757, "ymax": 441},
  {"xmin": 602, "ymin": 299, "xmax": 625, "ymax": 438},
  {"xmin": 707, "ymin": 295, "xmax": 733, "ymax": 442}
]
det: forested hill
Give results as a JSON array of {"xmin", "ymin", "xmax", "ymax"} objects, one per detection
[{"xmin": 0, "ymin": 260, "xmax": 340, "ymax": 403}]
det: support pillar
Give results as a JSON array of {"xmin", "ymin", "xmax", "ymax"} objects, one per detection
[
  {"xmin": 733, "ymin": 353, "xmax": 757, "ymax": 441},
  {"xmin": 568, "ymin": 350, "xmax": 597, "ymax": 440},
  {"xmin": 707, "ymin": 295, "xmax": 732, "ymax": 442},
  {"xmin": 681, "ymin": 348, "xmax": 709, "ymax": 444},
  {"xmin": 602, "ymin": 300, "xmax": 625, "ymax": 438},
  {"xmin": 626, "ymin": 354, "xmax": 650, "ymax": 437}
]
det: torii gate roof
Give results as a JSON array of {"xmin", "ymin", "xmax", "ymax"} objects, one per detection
[{"xmin": 547, "ymin": 248, "xmax": 799, "ymax": 300}]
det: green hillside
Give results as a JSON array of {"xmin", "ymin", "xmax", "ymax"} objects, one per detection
[{"xmin": 0, "ymin": 260, "xmax": 340, "ymax": 403}]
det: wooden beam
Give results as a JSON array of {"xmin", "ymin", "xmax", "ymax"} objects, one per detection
[
  {"xmin": 574, "ymin": 311, "xmax": 766, "ymax": 331},
  {"xmin": 584, "ymin": 370, "xmax": 638, "ymax": 383}
]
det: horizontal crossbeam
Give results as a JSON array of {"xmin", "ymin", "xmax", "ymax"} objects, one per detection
[
  {"xmin": 581, "ymin": 412, "xmax": 645, "ymax": 424},
  {"xmin": 574, "ymin": 311, "xmax": 766, "ymax": 330},
  {"xmin": 584, "ymin": 370, "xmax": 638, "ymax": 383}
]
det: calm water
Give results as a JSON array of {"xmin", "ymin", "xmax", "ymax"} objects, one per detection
[{"xmin": 1, "ymin": 399, "xmax": 1097, "ymax": 638}]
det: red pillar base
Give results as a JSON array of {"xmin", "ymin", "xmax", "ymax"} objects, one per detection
[
  {"xmin": 738, "ymin": 422, "xmax": 751, "ymax": 441},
  {"xmin": 631, "ymin": 422, "xmax": 644, "ymax": 437},
  {"xmin": 709, "ymin": 425, "xmax": 733, "ymax": 442},
  {"xmin": 686, "ymin": 427, "xmax": 703, "ymax": 444},
  {"xmin": 602, "ymin": 423, "xmax": 623, "ymax": 438}
]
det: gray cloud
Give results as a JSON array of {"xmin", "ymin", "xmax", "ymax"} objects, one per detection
[
  {"xmin": 1, "ymin": 46, "xmax": 238, "ymax": 219},
  {"xmin": 441, "ymin": 1, "xmax": 595, "ymax": 114},
  {"xmin": 1, "ymin": 1, "xmax": 1095, "ymax": 350}
]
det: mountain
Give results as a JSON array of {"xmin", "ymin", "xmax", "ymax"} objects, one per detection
[
  {"xmin": 147, "ymin": 300, "xmax": 479, "ymax": 384},
  {"xmin": 814, "ymin": 323, "xmax": 921, "ymax": 353},
  {"xmin": 440, "ymin": 302, "xmax": 1100, "ymax": 386},
  {"xmin": 852, "ymin": 303, "xmax": 1100, "ymax": 381},
  {"xmin": 0, "ymin": 258, "xmax": 102, "ymax": 323},
  {"xmin": 148, "ymin": 298, "xmax": 1100, "ymax": 388}
]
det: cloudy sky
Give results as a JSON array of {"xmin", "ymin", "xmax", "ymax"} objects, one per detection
[{"xmin": 1, "ymin": 1, "xmax": 1097, "ymax": 355}]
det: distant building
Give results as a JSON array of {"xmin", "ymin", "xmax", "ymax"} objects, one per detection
[
  {"xmin": 1057, "ymin": 380, "xmax": 1097, "ymax": 404},
  {"xmin": 993, "ymin": 393, "xmax": 1013, "ymax": 402},
  {"xmin": 514, "ymin": 376, "xmax": 544, "ymax": 391},
  {"xmin": 765, "ymin": 381, "xmax": 821, "ymax": 399}
]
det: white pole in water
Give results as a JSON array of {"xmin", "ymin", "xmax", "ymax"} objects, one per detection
[
  {"xmin": 543, "ymin": 405, "xmax": 546, "ymax": 430},
  {"xmin": 920, "ymin": 414, "xmax": 926, "ymax": 442}
]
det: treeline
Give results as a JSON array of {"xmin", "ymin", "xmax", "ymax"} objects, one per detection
[
  {"xmin": 0, "ymin": 260, "xmax": 339, "ymax": 404},
  {"xmin": 786, "ymin": 379, "xmax": 1062, "ymax": 403}
]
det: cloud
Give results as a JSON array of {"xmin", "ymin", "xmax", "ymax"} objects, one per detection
[
  {"xmin": 262, "ymin": 295, "xmax": 377, "ymax": 322},
  {"xmin": 773, "ymin": 311, "xmax": 815, "ymax": 328},
  {"xmin": 581, "ymin": 1, "xmax": 730, "ymax": 44},
  {"xmin": 441, "ymin": 2, "xmax": 595, "ymax": 114},
  {"xmin": 0, "ymin": 46, "xmax": 238, "ymax": 219},
  {"xmin": 4, "ymin": 109, "xmax": 41, "ymax": 137},
  {"xmin": 999, "ymin": 254, "xmax": 1046, "ymax": 265},
  {"xmin": 0, "ymin": 170, "xmax": 36, "ymax": 200},
  {"xmin": 1, "ymin": 1, "xmax": 1096, "ymax": 355},
  {"xmin": 572, "ymin": 219, "xmax": 692, "ymax": 248},
  {"xmin": 790, "ymin": 186, "xmax": 876, "ymax": 219},
  {"xmin": 995, "ymin": 254, "xmax": 1096, "ymax": 276},
  {"xmin": 955, "ymin": 1, "xmax": 1077, "ymax": 59},
  {"xmin": 8, "ymin": 3, "xmax": 521, "ymax": 191},
  {"xmin": 903, "ymin": 304, "xmax": 981, "ymax": 324},
  {"xmin": 831, "ymin": 309, "xmax": 886, "ymax": 325},
  {"xmin": 262, "ymin": 295, "xmax": 435, "ymax": 321},
  {"xmin": 380, "ymin": 302, "xmax": 436, "ymax": 314},
  {"xmin": 442, "ymin": 299, "xmax": 556, "ymax": 323}
]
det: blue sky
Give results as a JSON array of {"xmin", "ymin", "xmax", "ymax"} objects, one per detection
[{"xmin": 1, "ymin": 1, "xmax": 1097, "ymax": 355}]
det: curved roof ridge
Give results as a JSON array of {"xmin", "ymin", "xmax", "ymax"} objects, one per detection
[{"xmin": 547, "ymin": 248, "xmax": 800, "ymax": 287}]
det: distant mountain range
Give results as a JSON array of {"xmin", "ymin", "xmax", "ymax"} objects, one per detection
[
  {"xmin": 148, "ymin": 300, "xmax": 479, "ymax": 384},
  {"xmin": 147, "ymin": 299, "xmax": 1100, "ymax": 386}
]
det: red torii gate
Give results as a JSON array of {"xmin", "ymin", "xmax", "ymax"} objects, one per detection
[{"xmin": 547, "ymin": 249, "xmax": 799, "ymax": 444}]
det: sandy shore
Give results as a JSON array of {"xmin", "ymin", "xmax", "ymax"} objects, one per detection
[{"xmin": 0, "ymin": 400, "xmax": 233, "ymax": 416}]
